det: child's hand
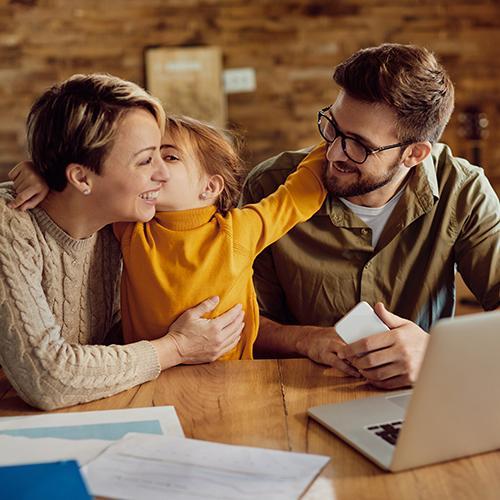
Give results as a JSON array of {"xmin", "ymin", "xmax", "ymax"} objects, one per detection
[{"xmin": 7, "ymin": 161, "xmax": 49, "ymax": 211}]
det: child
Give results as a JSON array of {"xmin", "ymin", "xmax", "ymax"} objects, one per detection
[{"xmin": 11, "ymin": 115, "xmax": 327, "ymax": 360}]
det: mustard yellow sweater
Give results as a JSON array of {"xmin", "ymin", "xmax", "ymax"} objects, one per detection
[{"xmin": 114, "ymin": 143, "xmax": 327, "ymax": 359}]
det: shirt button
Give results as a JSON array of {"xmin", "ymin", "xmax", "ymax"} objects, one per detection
[
  {"xmin": 361, "ymin": 228, "xmax": 368, "ymax": 235},
  {"xmin": 365, "ymin": 261, "xmax": 371, "ymax": 269}
]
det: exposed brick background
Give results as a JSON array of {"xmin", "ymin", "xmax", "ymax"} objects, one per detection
[{"xmin": 1, "ymin": 0, "xmax": 499, "ymax": 187}]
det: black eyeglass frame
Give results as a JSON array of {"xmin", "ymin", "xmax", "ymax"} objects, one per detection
[{"xmin": 317, "ymin": 106, "xmax": 414, "ymax": 164}]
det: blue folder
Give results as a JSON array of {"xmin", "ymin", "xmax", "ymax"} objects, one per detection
[{"xmin": 0, "ymin": 460, "xmax": 91, "ymax": 500}]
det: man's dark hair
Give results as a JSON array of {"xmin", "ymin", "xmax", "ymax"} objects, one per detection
[{"xmin": 333, "ymin": 43, "xmax": 455, "ymax": 143}]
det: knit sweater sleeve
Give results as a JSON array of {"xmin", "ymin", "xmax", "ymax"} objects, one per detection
[
  {"xmin": 0, "ymin": 199, "xmax": 160, "ymax": 410},
  {"xmin": 231, "ymin": 142, "xmax": 327, "ymax": 255}
]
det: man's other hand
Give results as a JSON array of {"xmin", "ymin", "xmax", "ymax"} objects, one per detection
[{"xmin": 296, "ymin": 327, "xmax": 362, "ymax": 378}]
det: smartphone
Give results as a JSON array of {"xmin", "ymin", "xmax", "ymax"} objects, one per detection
[{"xmin": 334, "ymin": 301, "xmax": 389, "ymax": 344}]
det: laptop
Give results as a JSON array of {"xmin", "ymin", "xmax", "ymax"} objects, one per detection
[{"xmin": 308, "ymin": 310, "xmax": 500, "ymax": 472}]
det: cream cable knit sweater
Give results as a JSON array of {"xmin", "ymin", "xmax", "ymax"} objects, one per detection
[{"xmin": 0, "ymin": 186, "xmax": 160, "ymax": 410}]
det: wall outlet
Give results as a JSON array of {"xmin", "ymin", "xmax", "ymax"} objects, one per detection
[{"xmin": 223, "ymin": 68, "xmax": 256, "ymax": 94}]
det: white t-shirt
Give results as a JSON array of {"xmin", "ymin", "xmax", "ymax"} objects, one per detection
[{"xmin": 340, "ymin": 188, "xmax": 405, "ymax": 247}]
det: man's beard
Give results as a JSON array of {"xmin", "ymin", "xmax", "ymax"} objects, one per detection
[{"xmin": 323, "ymin": 156, "xmax": 401, "ymax": 198}]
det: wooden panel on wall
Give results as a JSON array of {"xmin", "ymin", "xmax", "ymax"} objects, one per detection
[
  {"xmin": 145, "ymin": 46, "xmax": 226, "ymax": 126},
  {"xmin": 0, "ymin": 0, "xmax": 499, "ymax": 190}
]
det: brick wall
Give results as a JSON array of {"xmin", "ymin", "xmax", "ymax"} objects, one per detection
[{"xmin": 1, "ymin": 0, "xmax": 499, "ymax": 187}]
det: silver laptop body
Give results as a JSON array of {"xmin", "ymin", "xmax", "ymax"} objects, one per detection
[{"xmin": 308, "ymin": 310, "xmax": 500, "ymax": 472}]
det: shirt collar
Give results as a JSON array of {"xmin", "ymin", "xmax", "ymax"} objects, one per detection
[{"xmin": 420, "ymin": 147, "xmax": 440, "ymax": 199}]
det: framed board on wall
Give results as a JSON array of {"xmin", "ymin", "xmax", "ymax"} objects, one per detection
[{"xmin": 145, "ymin": 46, "xmax": 226, "ymax": 127}]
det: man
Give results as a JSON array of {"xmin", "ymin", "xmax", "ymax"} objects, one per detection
[{"xmin": 242, "ymin": 43, "xmax": 499, "ymax": 389}]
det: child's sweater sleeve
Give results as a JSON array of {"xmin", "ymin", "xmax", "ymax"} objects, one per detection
[{"xmin": 231, "ymin": 142, "xmax": 327, "ymax": 256}]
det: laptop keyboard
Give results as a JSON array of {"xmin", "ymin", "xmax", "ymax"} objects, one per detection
[{"xmin": 366, "ymin": 421, "xmax": 403, "ymax": 446}]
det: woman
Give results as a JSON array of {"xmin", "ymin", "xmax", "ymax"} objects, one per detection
[{"xmin": 0, "ymin": 73, "xmax": 244, "ymax": 410}]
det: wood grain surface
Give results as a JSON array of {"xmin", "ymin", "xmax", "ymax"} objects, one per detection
[{"xmin": 1, "ymin": 359, "xmax": 499, "ymax": 499}]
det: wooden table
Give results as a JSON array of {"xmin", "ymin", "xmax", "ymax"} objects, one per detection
[{"xmin": 1, "ymin": 359, "xmax": 499, "ymax": 499}]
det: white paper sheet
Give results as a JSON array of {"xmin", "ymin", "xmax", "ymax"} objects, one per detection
[
  {"xmin": 0, "ymin": 435, "xmax": 113, "ymax": 466},
  {"xmin": 83, "ymin": 433, "xmax": 330, "ymax": 500},
  {"xmin": 0, "ymin": 406, "xmax": 184, "ymax": 468},
  {"xmin": 0, "ymin": 406, "xmax": 184, "ymax": 441}
]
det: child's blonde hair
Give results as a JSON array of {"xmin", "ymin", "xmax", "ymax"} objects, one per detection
[{"xmin": 165, "ymin": 115, "xmax": 244, "ymax": 215}]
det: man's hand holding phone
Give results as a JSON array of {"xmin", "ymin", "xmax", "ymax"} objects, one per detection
[
  {"xmin": 334, "ymin": 301, "xmax": 389, "ymax": 344},
  {"xmin": 336, "ymin": 302, "xmax": 430, "ymax": 389}
]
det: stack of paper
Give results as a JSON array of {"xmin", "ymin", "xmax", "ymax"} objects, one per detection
[
  {"xmin": 83, "ymin": 433, "xmax": 330, "ymax": 500},
  {"xmin": 0, "ymin": 407, "xmax": 330, "ymax": 499}
]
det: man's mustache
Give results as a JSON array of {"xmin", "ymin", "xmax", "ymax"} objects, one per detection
[{"xmin": 328, "ymin": 161, "xmax": 360, "ymax": 175}]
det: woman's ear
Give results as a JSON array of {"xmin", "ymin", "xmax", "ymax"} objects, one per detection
[
  {"xmin": 403, "ymin": 141, "xmax": 432, "ymax": 168},
  {"xmin": 201, "ymin": 174, "xmax": 225, "ymax": 200},
  {"xmin": 66, "ymin": 164, "xmax": 92, "ymax": 195}
]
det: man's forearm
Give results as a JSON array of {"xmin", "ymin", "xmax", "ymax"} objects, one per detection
[
  {"xmin": 255, "ymin": 315, "xmax": 362, "ymax": 377},
  {"xmin": 254, "ymin": 315, "xmax": 322, "ymax": 358}
]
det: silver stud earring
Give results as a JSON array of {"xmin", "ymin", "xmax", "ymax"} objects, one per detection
[
  {"xmin": 200, "ymin": 192, "xmax": 208, "ymax": 200},
  {"xmin": 83, "ymin": 188, "xmax": 91, "ymax": 195}
]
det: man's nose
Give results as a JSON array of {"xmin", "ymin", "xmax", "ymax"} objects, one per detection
[{"xmin": 326, "ymin": 137, "xmax": 348, "ymax": 162}]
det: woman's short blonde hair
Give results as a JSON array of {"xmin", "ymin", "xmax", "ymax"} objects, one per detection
[
  {"xmin": 27, "ymin": 73, "xmax": 165, "ymax": 191},
  {"xmin": 165, "ymin": 115, "xmax": 245, "ymax": 215}
]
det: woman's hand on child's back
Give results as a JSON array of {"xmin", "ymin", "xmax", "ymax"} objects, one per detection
[
  {"xmin": 151, "ymin": 296, "xmax": 245, "ymax": 369},
  {"xmin": 8, "ymin": 161, "xmax": 49, "ymax": 211}
]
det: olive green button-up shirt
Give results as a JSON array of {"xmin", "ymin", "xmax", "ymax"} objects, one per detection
[{"xmin": 241, "ymin": 143, "xmax": 499, "ymax": 332}]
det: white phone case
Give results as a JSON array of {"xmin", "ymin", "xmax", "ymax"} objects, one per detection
[{"xmin": 334, "ymin": 301, "xmax": 389, "ymax": 344}]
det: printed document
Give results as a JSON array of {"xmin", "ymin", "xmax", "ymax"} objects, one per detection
[{"xmin": 83, "ymin": 433, "xmax": 330, "ymax": 500}]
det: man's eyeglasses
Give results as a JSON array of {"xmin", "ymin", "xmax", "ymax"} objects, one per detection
[{"xmin": 317, "ymin": 106, "xmax": 413, "ymax": 165}]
